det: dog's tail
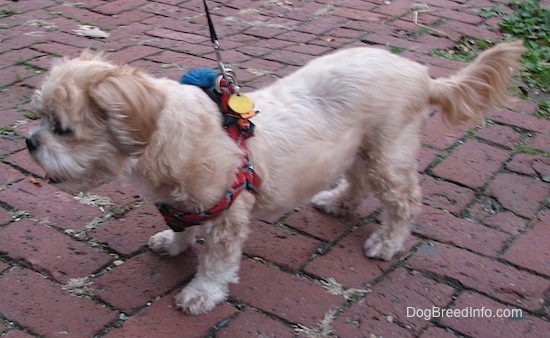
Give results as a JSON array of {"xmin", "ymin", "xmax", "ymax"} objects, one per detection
[{"xmin": 428, "ymin": 40, "xmax": 524, "ymax": 127}]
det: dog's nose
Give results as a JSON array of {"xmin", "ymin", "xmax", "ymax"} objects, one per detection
[{"xmin": 26, "ymin": 136, "xmax": 39, "ymax": 152}]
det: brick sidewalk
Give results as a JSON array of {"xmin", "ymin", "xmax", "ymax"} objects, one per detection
[{"xmin": 0, "ymin": 0, "xmax": 549, "ymax": 337}]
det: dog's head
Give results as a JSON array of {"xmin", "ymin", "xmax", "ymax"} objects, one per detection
[{"xmin": 26, "ymin": 50, "xmax": 166, "ymax": 192}]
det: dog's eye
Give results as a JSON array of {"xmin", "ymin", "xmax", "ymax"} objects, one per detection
[{"xmin": 52, "ymin": 119, "xmax": 73, "ymax": 136}]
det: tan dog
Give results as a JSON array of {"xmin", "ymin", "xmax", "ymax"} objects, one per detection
[{"xmin": 27, "ymin": 41, "xmax": 524, "ymax": 314}]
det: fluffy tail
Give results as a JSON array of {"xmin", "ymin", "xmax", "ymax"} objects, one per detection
[{"xmin": 429, "ymin": 40, "xmax": 525, "ymax": 127}]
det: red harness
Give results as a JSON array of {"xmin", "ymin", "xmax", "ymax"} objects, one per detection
[{"xmin": 156, "ymin": 77, "xmax": 260, "ymax": 232}]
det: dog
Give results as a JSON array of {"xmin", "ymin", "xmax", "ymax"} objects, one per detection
[{"xmin": 26, "ymin": 41, "xmax": 524, "ymax": 314}]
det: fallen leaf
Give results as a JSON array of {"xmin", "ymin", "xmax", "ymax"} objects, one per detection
[
  {"xmin": 28, "ymin": 176, "xmax": 43, "ymax": 187},
  {"xmin": 72, "ymin": 25, "xmax": 110, "ymax": 38}
]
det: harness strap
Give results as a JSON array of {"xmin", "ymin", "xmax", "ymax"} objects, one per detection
[
  {"xmin": 156, "ymin": 155, "xmax": 259, "ymax": 231},
  {"xmin": 156, "ymin": 69, "xmax": 259, "ymax": 232}
]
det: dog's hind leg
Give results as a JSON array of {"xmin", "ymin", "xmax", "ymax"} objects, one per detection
[
  {"xmin": 174, "ymin": 193, "xmax": 253, "ymax": 315},
  {"xmin": 311, "ymin": 156, "xmax": 370, "ymax": 216},
  {"xmin": 364, "ymin": 165, "xmax": 421, "ymax": 260},
  {"xmin": 363, "ymin": 141, "xmax": 422, "ymax": 260}
]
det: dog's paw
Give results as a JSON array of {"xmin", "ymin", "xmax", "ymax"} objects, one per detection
[
  {"xmin": 364, "ymin": 230, "xmax": 404, "ymax": 261},
  {"xmin": 175, "ymin": 281, "xmax": 227, "ymax": 315},
  {"xmin": 311, "ymin": 190, "xmax": 349, "ymax": 216},
  {"xmin": 148, "ymin": 229, "xmax": 186, "ymax": 256}
]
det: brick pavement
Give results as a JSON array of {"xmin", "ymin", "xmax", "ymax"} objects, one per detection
[{"xmin": 0, "ymin": 0, "xmax": 548, "ymax": 337}]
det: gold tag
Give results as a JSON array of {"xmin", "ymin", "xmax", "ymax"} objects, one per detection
[{"xmin": 228, "ymin": 94, "xmax": 254, "ymax": 116}]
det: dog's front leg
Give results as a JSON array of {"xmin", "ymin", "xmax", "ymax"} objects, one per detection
[{"xmin": 175, "ymin": 193, "xmax": 253, "ymax": 315}]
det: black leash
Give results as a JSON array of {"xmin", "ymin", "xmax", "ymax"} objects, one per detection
[
  {"xmin": 203, "ymin": 0, "xmax": 218, "ymax": 44},
  {"xmin": 203, "ymin": 0, "xmax": 239, "ymax": 93}
]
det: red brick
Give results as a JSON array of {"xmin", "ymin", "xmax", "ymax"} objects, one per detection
[
  {"xmin": 0, "ymin": 0, "xmax": 56, "ymax": 13},
  {"xmin": 506, "ymin": 153, "xmax": 550, "ymax": 178},
  {"xmin": 48, "ymin": 4, "xmax": 109, "ymax": 25},
  {"xmin": 420, "ymin": 175, "xmax": 475, "ymax": 215},
  {"xmin": 264, "ymin": 49, "xmax": 314, "ymax": 67},
  {"xmin": 418, "ymin": 147, "xmax": 439, "ymax": 172},
  {"xmin": 0, "ymin": 162, "xmax": 25, "ymax": 185},
  {"xmin": 366, "ymin": 268, "xmax": 455, "ymax": 333},
  {"xmin": 0, "ymin": 86, "xmax": 35, "ymax": 112},
  {"xmin": 435, "ymin": 8, "xmax": 485, "ymax": 24},
  {"xmin": 0, "ymin": 219, "xmax": 112, "ymax": 283},
  {"xmin": 475, "ymin": 124, "xmax": 521, "ymax": 149},
  {"xmin": 141, "ymin": 13, "xmax": 205, "ymax": 33},
  {"xmin": 108, "ymin": 45, "xmax": 161, "ymax": 64},
  {"xmin": 103, "ymin": 291, "xmax": 236, "ymax": 338},
  {"xmin": 93, "ymin": 251, "xmax": 195, "ymax": 313},
  {"xmin": 0, "ymin": 133, "xmax": 25, "ymax": 155},
  {"xmin": 285, "ymin": 205, "xmax": 353, "ymax": 241},
  {"xmin": 414, "ymin": 206, "xmax": 509, "ymax": 256},
  {"xmin": 482, "ymin": 210, "xmax": 527, "ymax": 234},
  {"xmin": 401, "ymin": 50, "xmax": 466, "ymax": 71},
  {"xmin": 244, "ymin": 25, "xmax": 285, "ymax": 40},
  {"xmin": 4, "ymin": 150, "xmax": 47, "ymax": 179},
  {"xmin": 0, "ymin": 179, "xmax": 104, "ymax": 231},
  {"xmin": 310, "ymin": 36, "xmax": 355, "ymax": 49},
  {"xmin": 88, "ymin": 179, "xmax": 143, "ymax": 206},
  {"xmin": 421, "ymin": 114, "xmax": 469, "ymax": 150},
  {"xmin": 140, "ymin": 1, "xmax": 197, "ymax": 18},
  {"xmin": 441, "ymin": 291, "xmax": 550, "ymax": 337},
  {"xmin": 304, "ymin": 224, "xmax": 417, "ymax": 288},
  {"xmin": 333, "ymin": 298, "xmax": 413, "ymax": 338},
  {"xmin": 0, "ymin": 49, "xmax": 44, "ymax": 68},
  {"xmin": 217, "ymin": 309, "xmax": 294, "ymax": 338},
  {"xmin": 438, "ymin": 20, "xmax": 502, "ymax": 42},
  {"xmin": 0, "ymin": 261, "xmax": 9, "ymax": 274},
  {"xmin": 414, "ymin": 34, "xmax": 458, "ymax": 51},
  {"xmin": 0, "ymin": 109, "xmax": 25, "ymax": 127},
  {"xmin": 335, "ymin": 7, "xmax": 387, "ymax": 21},
  {"xmin": 145, "ymin": 28, "xmax": 209, "ymax": 44},
  {"xmin": 31, "ymin": 42, "xmax": 82, "ymax": 58},
  {"xmin": 275, "ymin": 31, "xmax": 317, "ymax": 44},
  {"xmin": 47, "ymin": 31, "xmax": 104, "ymax": 50},
  {"xmin": 432, "ymin": 139, "xmax": 510, "ymax": 189},
  {"xmin": 245, "ymin": 220, "xmax": 323, "ymax": 272},
  {"xmin": 0, "ymin": 208, "xmax": 12, "ymax": 227},
  {"xmin": 487, "ymin": 108, "xmax": 550, "ymax": 134},
  {"xmin": 0, "ymin": 267, "xmax": 117, "ymax": 337},
  {"xmin": 239, "ymin": 56, "xmax": 287, "ymax": 74},
  {"xmin": 487, "ymin": 173, "xmax": 548, "ymax": 218},
  {"xmin": 283, "ymin": 43, "xmax": 333, "ymax": 57},
  {"xmin": 90, "ymin": 204, "xmax": 165, "ymax": 257},
  {"xmin": 147, "ymin": 50, "xmax": 213, "ymax": 69},
  {"xmin": 295, "ymin": 15, "xmax": 350, "ymax": 35},
  {"xmin": 407, "ymin": 242, "xmax": 547, "ymax": 311},
  {"xmin": 420, "ymin": 326, "xmax": 458, "ymax": 338},
  {"xmin": 373, "ymin": 0, "xmax": 415, "ymax": 17},
  {"xmin": 95, "ymin": 8, "xmax": 153, "ymax": 30},
  {"xmin": 503, "ymin": 210, "xmax": 550, "ymax": 276},
  {"xmin": 229, "ymin": 258, "xmax": 342, "ymax": 326},
  {"xmin": 525, "ymin": 132, "xmax": 550, "ymax": 153},
  {"xmin": 2, "ymin": 330, "xmax": 35, "ymax": 338},
  {"xmin": 13, "ymin": 116, "xmax": 38, "ymax": 138},
  {"xmin": 93, "ymin": 0, "xmax": 148, "ymax": 15}
]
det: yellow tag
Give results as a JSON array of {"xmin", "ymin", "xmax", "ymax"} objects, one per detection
[{"xmin": 228, "ymin": 94, "xmax": 254, "ymax": 116}]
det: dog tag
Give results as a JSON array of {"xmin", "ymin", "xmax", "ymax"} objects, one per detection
[{"xmin": 228, "ymin": 94, "xmax": 254, "ymax": 116}]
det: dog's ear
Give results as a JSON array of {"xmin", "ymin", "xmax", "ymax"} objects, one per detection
[{"xmin": 88, "ymin": 65, "xmax": 165, "ymax": 154}]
